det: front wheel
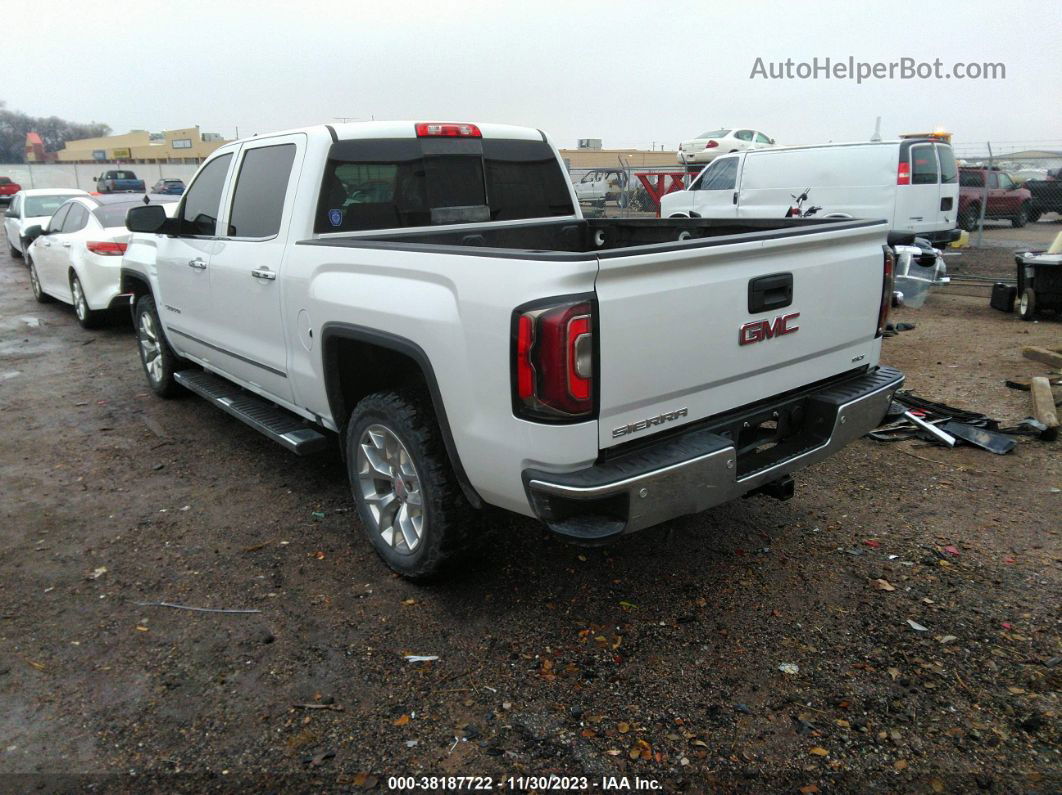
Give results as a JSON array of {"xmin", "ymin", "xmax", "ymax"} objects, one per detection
[
  {"xmin": 958, "ymin": 205, "xmax": 980, "ymax": 232},
  {"xmin": 8, "ymin": 239, "xmax": 21, "ymax": 258},
  {"xmin": 28, "ymin": 258, "xmax": 52, "ymax": 303},
  {"xmin": 1027, "ymin": 207, "xmax": 1042, "ymax": 223},
  {"xmin": 1012, "ymin": 203, "xmax": 1029, "ymax": 228},
  {"xmin": 135, "ymin": 294, "xmax": 185, "ymax": 397},
  {"xmin": 346, "ymin": 389, "xmax": 479, "ymax": 579},
  {"xmin": 71, "ymin": 273, "xmax": 106, "ymax": 329},
  {"xmin": 1018, "ymin": 288, "xmax": 1037, "ymax": 321}
]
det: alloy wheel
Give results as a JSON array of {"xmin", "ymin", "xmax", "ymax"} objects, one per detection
[
  {"xmin": 355, "ymin": 424, "xmax": 424, "ymax": 554},
  {"xmin": 138, "ymin": 309, "xmax": 163, "ymax": 384},
  {"xmin": 72, "ymin": 278, "xmax": 87, "ymax": 321}
]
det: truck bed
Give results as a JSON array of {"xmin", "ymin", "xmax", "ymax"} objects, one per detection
[{"xmin": 299, "ymin": 216, "xmax": 884, "ymax": 258}]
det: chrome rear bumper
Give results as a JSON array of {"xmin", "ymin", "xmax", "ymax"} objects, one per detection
[{"xmin": 524, "ymin": 366, "xmax": 904, "ymax": 540}]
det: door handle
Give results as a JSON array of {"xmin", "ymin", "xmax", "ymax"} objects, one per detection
[
  {"xmin": 61, "ymin": 242, "xmax": 71, "ymax": 248},
  {"xmin": 251, "ymin": 268, "xmax": 276, "ymax": 281},
  {"xmin": 187, "ymin": 258, "xmax": 207, "ymax": 270}
]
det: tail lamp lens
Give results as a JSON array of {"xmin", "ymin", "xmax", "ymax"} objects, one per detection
[
  {"xmin": 513, "ymin": 299, "xmax": 595, "ymax": 421},
  {"xmin": 705, "ymin": 140, "xmax": 719, "ymax": 149},
  {"xmin": 877, "ymin": 246, "xmax": 895, "ymax": 337},
  {"xmin": 896, "ymin": 161, "xmax": 911, "ymax": 185},
  {"xmin": 415, "ymin": 122, "xmax": 482, "ymax": 138},
  {"xmin": 86, "ymin": 241, "xmax": 128, "ymax": 256}
]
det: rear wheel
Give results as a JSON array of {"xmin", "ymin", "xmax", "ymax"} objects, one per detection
[
  {"xmin": 1027, "ymin": 208, "xmax": 1042, "ymax": 223},
  {"xmin": 347, "ymin": 389, "xmax": 479, "ymax": 580},
  {"xmin": 958, "ymin": 205, "xmax": 980, "ymax": 232},
  {"xmin": 1018, "ymin": 288, "xmax": 1037, "ymax": 321},
  {"xmin": 135, "ymin": 294, "xmax": 185, "ymax": 397},
  {"xmin": 1012, "ymin": 203, "xmax": 1029, "ymax": 228},
  {"xmin": 71, "ymin": 273, "xmax": 106, "ymax": 329},
  {"xmin": 8, "ymin": 239, "xmax": 20, "ymax": 258}
]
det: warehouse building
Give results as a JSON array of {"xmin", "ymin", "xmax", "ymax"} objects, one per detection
[{"xmin": 54, "ymin": 126, "xmax": 229, "ymax": 165}]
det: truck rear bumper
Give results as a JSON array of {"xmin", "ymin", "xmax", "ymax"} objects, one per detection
[{"xmin": 523, "ymin": 366, "xmax": 904, "ymax": 541}]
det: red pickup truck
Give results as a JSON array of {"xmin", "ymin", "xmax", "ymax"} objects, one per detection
[
  {"xmin": 0, "ymin": 176, "xmax": 21, "ymax": 205},
  {"xmin": 957, "ymin": 167, "xmax": 1032, "ymax": 230}
]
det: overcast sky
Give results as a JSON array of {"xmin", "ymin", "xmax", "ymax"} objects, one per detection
[{"xmin": 6, "ymin": 0, "xmax": 1059, "ymax": 154}]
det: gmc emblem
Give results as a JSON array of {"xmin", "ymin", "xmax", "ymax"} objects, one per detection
[{"xmin": 739, "ymin": 312, "xmax": 800, "ymax": 346}]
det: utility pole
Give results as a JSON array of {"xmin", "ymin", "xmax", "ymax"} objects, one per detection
[{"xmin": 974, "ymin": 142, "xmax": 993, "ymax": 248}]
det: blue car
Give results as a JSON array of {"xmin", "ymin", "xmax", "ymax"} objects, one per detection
[{"xmin": 149, "ymin": 178, "xmax": 186, "ymax": 195}]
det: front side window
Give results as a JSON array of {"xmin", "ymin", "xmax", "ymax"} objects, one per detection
[
  {"xmin": 228, "ymin": 144, "xmax": 297, "ymax": 238},
  {"xmin": 315, "ymin": 137, "xmax": 574, "ymax": 233},
  {"xmin": 960, "ymin": 170, "xmax": 983, "ymax": 188},
  {"xmin": 755, "ymin": 132, "xmax": 772, "ymax": 144},
  {"xmin": 910, "ymin": 145, "xmax": 938, "ymax": 185},
  {"xmin": 179, "ymin": 153, "xmax": 233, "ymax": 236},
  {"xmin": 998, "ymin": 173, "xmax": 1015, "ymax": 190},
  {"xmin": 988, "ymin": 172, "xmax": 999, "ymax": 189},
  {"xmin": 696, "ymin": 158, "xmax": 738, "ymax": 190},
  {"xmin": 46, "ymin": 205, "xmax": 70, "ymax": 234}
]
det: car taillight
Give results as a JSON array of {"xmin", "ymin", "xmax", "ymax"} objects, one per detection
[
  {"xmin": 86, "ymin": 241, "xmax": 127, "ymax": 256},
  {"xmin": 704, "ymin": 140, "xmax": 719, "ymax": 149},
  {"xmin": 877, "ymin": 246, "xmax": 895, "ymax": 337},
  {"xmin": 897, "ymin": 161, "xmax": 911, "ymax": 185},
  {"xmin": 415, "ymin": 122, "xmax": 482, "ymax": 138},
  {"xmin": 512, "ymin": 297, "xmax": 595, "ymax": 421}
]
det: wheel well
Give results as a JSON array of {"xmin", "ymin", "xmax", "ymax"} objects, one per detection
[
  {"xmin": 326, "ymin": 337, "xmax": 424, "ymax": 431},
  {"xmin": 322, "ymin": 328, "xmax": 482, "ymax": 507},
  {"xmin": 122, "ymin": 270, "xmax": 152, "ymax": 300}
]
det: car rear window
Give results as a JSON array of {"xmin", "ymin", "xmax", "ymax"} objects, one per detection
[
  {"xmin": 936, "ymin": 145, "xmax": 957, "ymax": 184},
  {"xmin": 315, "ymin": 137, "xmax": 575, "ymax": 233},
  {"xmin": 25, "ymin": 196, "xmax": 73, "ymax": 217},
  {"xmin": 698, "ymin": 129, "xmax": 730, "ymax": 139},
  {"xmin": 910, "ymin": 145, "xmax": 938, "ymax": 185},
  {"xmin": 109, "ymin": 171, "xmax": 137, "ymax": 180}
]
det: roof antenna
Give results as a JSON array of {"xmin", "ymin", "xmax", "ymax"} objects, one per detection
[{"xmin": 870, "ymin": 116, "xmax": 882, "ymax": 142}]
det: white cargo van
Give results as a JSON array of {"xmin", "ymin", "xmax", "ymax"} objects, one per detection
[{"xmin": 661, "ymin": 139, "xmax": 960, "ymax": 247}]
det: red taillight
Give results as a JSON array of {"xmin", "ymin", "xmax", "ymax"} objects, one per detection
[
  {"xmin": 86, "ymin": 241, "xmax": 127, "ymax": 256},
  {"xmin": 897, "ymin": 161, "xmax": 911, "ymax": 185},
  {"xmin": 415, "ymin": 122, "xmax": 482, "ymax": 138},
  {"xmin": 513, "ymin": 298, "xmax": 595, "ymax": 421},
  {"xmin": 877, "ymin": 246, "xmax": 895, "ymax": 337},
  {"xmin": 704, "ymin": 140, "xmax": 719, "ymax": 149}
]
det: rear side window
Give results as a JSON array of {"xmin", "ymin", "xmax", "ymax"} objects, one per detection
[
  {"xmin": 179, "ymin": 153, "xmax": 232, "ymax": 236},
  {"xmin": 936, "ymin": 145, "xmax": 957, "ymax": 184},
  {"xmin": 910, "ymin": 145, "xmax": 938, "ymax": 185},
  {"xmin": 315, "ymin": 137, "xmax": 574, "ymax": 233},
  {"xmin": 62, "ymin": 204, "xmax": 89, "ymax": 233},
  {"xmin": 228, "ymin": 144, "xmax": 297, "ymax": 238}
]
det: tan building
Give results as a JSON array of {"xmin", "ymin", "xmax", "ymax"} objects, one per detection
[
  {"xmin": 56, "ymin": 126, "xmax": 229, "ymax": 165},
  {"xmin": 559, "ymin": 148, "xmax": 680, "ymax": 170}
]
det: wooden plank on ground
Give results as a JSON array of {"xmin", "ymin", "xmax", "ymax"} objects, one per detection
[
  {"xmin": 1022, "ymin": 346, "xmax": 1062, "ymax": 370},
  {"xmin": 1030, "ymin": 377, "xmax": 1060, "ymax": 437}
]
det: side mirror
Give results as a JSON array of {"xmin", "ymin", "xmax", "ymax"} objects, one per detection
[
  {"xmin": 23, "ymin": 224, "xmax": 45, "ymax": 243},
  {"xmin": 126, "ymin": 204, "xmax": 169, "ymax": 233}
]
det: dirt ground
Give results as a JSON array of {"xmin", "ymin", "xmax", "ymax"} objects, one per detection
[{"xmin": 0, "ymin": 218, "xmax": 1059, "ymax": 793}]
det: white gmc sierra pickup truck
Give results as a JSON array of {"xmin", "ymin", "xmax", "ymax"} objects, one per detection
[{"xmin": 121, "ymin": 120, "xmax": 904, "ymax": 578}]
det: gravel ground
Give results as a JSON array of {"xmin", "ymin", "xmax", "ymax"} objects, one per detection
[{"xmin": 0, "ymin": 219, "xmax": 1059, "ymax": 792}]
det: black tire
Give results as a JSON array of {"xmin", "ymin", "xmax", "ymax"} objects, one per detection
[
  {"xmin": 28, "ymin": 257, "xmax": 52, "ymax": 303},
  {"xmin": 70, "ymin": 273, "xmax": 106, "ymax": 329},
  {"xmin": 958, "ymin": 205, "xmax": 980, "ymax": 232},
  {"xmin": 1012, "ymin": 203, "xmax": 1029, "ymax": 228},
  {"xmin": 346, "ymin": 389, "xmax": 479, "ymax": 580},
  {"xmin": 1027, "ymin": 208, "xmax": 1042, "ymax": 223},
  {"xmin": 8, "ymin": 239, "xmax": 21, "ymax": 258},
  {"xmin": 1018, "ymin": 288, "xmax": 1037, "ymax": 321},
  {"xmin": 134, "ymin": 294, "xmax": 185, "ymax": 397}
]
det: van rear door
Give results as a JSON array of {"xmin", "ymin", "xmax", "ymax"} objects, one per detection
[
  {"xmin": 936, "ymin": 143, "xmax": 959, "ymax": 226},
  {"xmin": 894, "ymin": 142, "xmax": 940, "ymax": 235}
]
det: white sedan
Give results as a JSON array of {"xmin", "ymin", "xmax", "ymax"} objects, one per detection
[
  {"xmin": 3, "ymin": 188, "xmax": 89, "ymax": 257},
  {"xmin": 25, "ymin": 195, "xmax": 178, "ymax": 329},
  {"xmin": 677, "ymin": 128, "xmax": 775, "ymax": 164}
]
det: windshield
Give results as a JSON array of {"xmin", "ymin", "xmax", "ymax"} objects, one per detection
[
  {"xmin": 25, "ymin": 195, "xmax": 74, "ymax": 217},
  {"xmin": 697, "ymin": 129, "xmax": 730, "ymax": 139}
]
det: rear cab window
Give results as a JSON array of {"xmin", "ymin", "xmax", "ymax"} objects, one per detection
[{"xmin": 314, "ymin": 136, "xmax": 575, "ymax": 233}]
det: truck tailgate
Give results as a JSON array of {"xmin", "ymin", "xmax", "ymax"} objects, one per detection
[{"xmin": 594, "ymin": 222, "xmax": 888, "ymax": 449}]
